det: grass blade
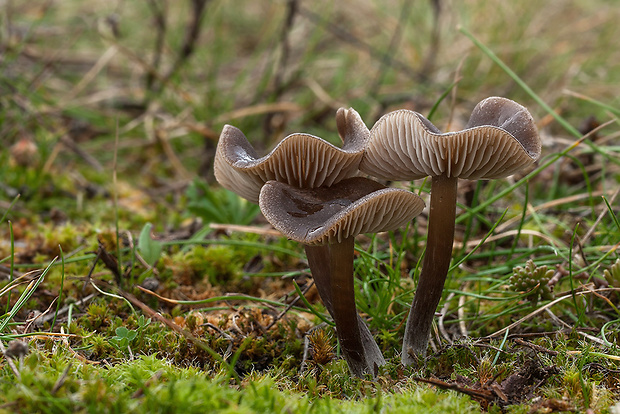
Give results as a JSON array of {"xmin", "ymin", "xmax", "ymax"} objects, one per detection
[{"xmin": 0, "ymin": 257, "xmax": 57, "ymax": 334}]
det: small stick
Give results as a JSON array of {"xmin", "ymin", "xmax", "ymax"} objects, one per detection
[
  {"xmin": 51, "ymin": 362, "xmax": 73, "ymax": 395},
  {"xmin": 487, "ymin": 287, "xmax": 620, "ymax": 339},
  {"xmin": 0, "ymin": 341, "xmax": 21, "ymax": 380},
  {"xmin": 410, "ymin": 376, "xmax": 495, "ymax": 402},
  {"xmin": 265, "ymin": 279, "xmax": 314, "ymax": 331},
  {"xmin": 513, "ymin": 338, "xmax": 558, "ymax": 356},
  {"xmin": 582, "ymin": 187, "xmax": 620, "ymax": 245},
  {"xmin": 458, "ymin": 293, "xmax": 468, "ymax": 338},
  {"xmin": 131, "ymin": 370, "xmax": 164, "ymax": 399},
  {"xmin": 39, "ymin": 293, "xmax": 98, "ymax": 324},
  {"xmin": 438, "ymin": 291, "xmax": 455, "ymax": 343}
]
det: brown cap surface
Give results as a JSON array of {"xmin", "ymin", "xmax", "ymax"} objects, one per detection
[
  {"xmin": 360, "ymin": 97, "xmax": 541, "ymax": 181},
  {"xmin": 258, "ymin": 177, "xmax": 425, "ymax": 245},
  {"xmin": 214, "ymin": 108, "xmax": 369, "ymax": 203}
]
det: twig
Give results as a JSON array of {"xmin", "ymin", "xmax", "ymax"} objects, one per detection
[
  {"xmin": 209, "ymin": 223, "xmax": 282, "ymax": 237},
  {"xmin": 544, "ymin": 308, "xmax": 570, "ymax": 330},
  {"xmin": 107, "ymin": 284, "xmax": 227, "ymax": 365},
  {"xmin": 512, "ymin": 338, "xmax": 558, "ymax": 356},
  {"xmin": 455, "ymin": 228, "xmax": 567, "ymax": 250},
  {"xmin": 300, "ymin": 333, "xmax": 311, "ymax": 373},
  {"xmin": 145, "ymin": 0, "xmax": 167, "ymax": 92},
  {"xmin": 0, "ymin": 265, "xmax": 24, "ymax": 280},
  {"xmin": 51, "ymin": 362, "xmax": 73, "ymax": 395},
  {"xmin": 419, "ymin": 0, "xmax": 442, "ymax": 77},
  {"xmin": 131, "ymin": 370, "xmax": 163, "ymax": 399},
  {"xmin": 265, "ymin": 279, "xmax": 314, "ymax": 331},
  {"xmin": 39, "ymin": 293, "xmax": 98, "ymax": 324},
  {"xmin": 0, "ymin": 341, "xmax": 21, "ymax": 380},
  {"xmin": 438, "ymin": 291, "xmax": 455, "ymax": 343},
  {"xmin": 202, "ymin": 323, "xmax": 234, "ymax": 360},
  {"xmin": 486, "ymin": 287, "xmax": 620, "ymax": 339},
  {"xmin": 582, "ymin": 187, "xmax": 620, "ymax": 245},
  {"xmin": 410, "ymin": 376, "xmax": 495, "ymax": 402},
  {"xmin": 369, "ymin": 0, "xmax": 414, "ymax": 95},
  {"xmin": 158, "ymin": 0, "xmax": 210, "ymax": 91},
  {"xmin": 23, "ymin": 298, "xmax": 57, "ymax": 333},
  {"xmin": 63, "ymin": 45, "xmax": 119, "ymax": 102},
  {"xmin": 272, "ymin": 0, "xmax": 298, "ymax": 95},
  {"xmin": 297, "ymin": 4, "xmax": 422, "ymax": 81},
  {"xmin": 155, "ymin": 128, "xmax": 191, "ymax": 180},
  {"xmin": 58, "ymin": 135, "xmax": 104, "ymax": 172},
  {"xmin": 230, "ymin": 313, "xmax": 246, "ymax": 338},
  {"xmin": 213, "ymin": 102, "xmax": 301, "ymax": 124},
  {"xmin": 458, "ymin": 292, "xmax": 468, "ymax": 338}
]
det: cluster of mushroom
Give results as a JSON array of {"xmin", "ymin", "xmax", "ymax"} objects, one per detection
[{"xmin": 214, "ymin": 97, "xmax": 541, "ymax": 377}]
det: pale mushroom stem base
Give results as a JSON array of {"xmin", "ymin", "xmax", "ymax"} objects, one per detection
[
  {"xmin": 305, "ymin": 238, "xmax": 385, "ymax": 378},
  {"xmin": 402, "ymin": 174, "xmax": 457, "ymax": 364}
]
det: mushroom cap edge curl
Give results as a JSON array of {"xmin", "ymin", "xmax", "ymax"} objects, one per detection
[
  {"xmin": 214, "ymin": 107, "xmax": 370, "ymax": 203},
  {"xmin": 258, "ymin": 177, "xmax": 425, "ymax": 246},
  {"xmin": 360, "ymin": 96, "xmax": 541, "ymax": 181}
]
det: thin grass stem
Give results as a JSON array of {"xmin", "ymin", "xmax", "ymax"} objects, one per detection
[{"xmin": 51, "ymin": 245, "xmax": 65, "ymax": 331}]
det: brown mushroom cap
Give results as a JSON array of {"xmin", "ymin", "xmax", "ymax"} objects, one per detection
[
  {"xmin": 214, "ymin": 108, "xmax": 369, "ymax": 203},
  {"xmin": 258, "ymin": 177, "xmax": 425, "ymax": 245},
  {"xmin": 360, "ymin": 97, "xmax": 541, "ymax": 181}
]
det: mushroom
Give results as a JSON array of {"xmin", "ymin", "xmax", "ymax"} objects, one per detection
[
  {"xmin": 214, "ymin": 107, "xmax": 369, "ymax": 203},
  {"xmin": 359, "ymin": 97, "xmax": 541, "ymax": 364},
  {"xmin": 213, "ymin": 108, "xmax": 412, "ymax": 377},
  {"xmin": 259, "ymin": 177, "xmax": 425, "ymax": 377}
]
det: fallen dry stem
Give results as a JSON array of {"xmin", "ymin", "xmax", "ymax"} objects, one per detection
[
  {"xmin": 486, "ymin": 287, "xmax": 620, "ymax": 339},
  {"xmin": 0, "ymin": 341, "xmax": 21, "ymax": 380},
  {"xmin": 51, "ymin": 361, "xmax": 73, "ymax": 395},
  {"xmin": 581, "ymin": 187, "xmax": 620, "ymax": 245},
  {"xmin": 494, "ymin": 189, "xmax": 618, "ymax": 234}
]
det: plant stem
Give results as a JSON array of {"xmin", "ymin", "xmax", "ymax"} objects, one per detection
[
  {"xmin": 305, "ymin": 238, "xmax": 385, "ymax": 377},
  {"xmin": 402, "ymin": 174, "xmax": 458, "ymax": 364}
]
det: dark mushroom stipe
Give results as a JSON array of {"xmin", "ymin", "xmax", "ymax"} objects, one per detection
[
  {"xmin": 260, "ymin": 177, "xmax": 424, "ymax": 377},
  {"xmin": 402, "ymin": 174, "xmax": 457, "ymax": 363},
  {"xmin": 305, "ymin": 239, "xmax": 383, "ymax": 377}
]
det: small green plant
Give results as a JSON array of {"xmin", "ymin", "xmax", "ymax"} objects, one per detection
[
  {"xmin": 603, "ymin": 258, "xmax": 620, "ymax": 287},
  {"xmin": 509, "ymin": 259, "xmax": 554, "ymax": 305},
  {"xmin": 109, "ymin": 315, "xmax": 151, "ymax": 355},
  {"xmin": 111, "ymin": 326, "xmax": 137, "ymax": 349},
  {"xmin": 137, "ymin": 222, "xmax": 163, "ymax": 267},
  {"xmin": 186, "ymin": 178, "xmax": 260, "ymax": 225}
]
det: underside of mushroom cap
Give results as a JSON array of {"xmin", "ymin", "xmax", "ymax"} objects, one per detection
[
  {"xmin": 214, "ymin": 108, "xmax": 369, "ymax": 203},
  {"xmin": 258, "ymin": 177, "xmax": 425, "ymax": 245},
  {"xmin": 360, "ymin": 97, "xmax": 541, "ymax": 181}
]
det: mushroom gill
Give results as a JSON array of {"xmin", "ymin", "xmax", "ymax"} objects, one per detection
[
  {"xmin": 359, "ymin": 96, "xmax": 541, "ymax": 364},
  {"xmin": 214, "ymin": 107, "xmax": 369, "ymax": 203},
  {"xmin": 360, "ymin": 97, "xmax": 540, "ymax": 180}
]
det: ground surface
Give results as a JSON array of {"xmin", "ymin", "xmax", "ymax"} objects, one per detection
[{"xmin": 1, "ymin": 1, "xmax": 620, "ymax": 413}]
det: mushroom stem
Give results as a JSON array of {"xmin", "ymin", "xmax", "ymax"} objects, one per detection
[
  {"xmin": 402, "ymin": 174, "xmax": 458, "ymax": 364},
  {"xmin": 305, "ymin": 238, "xmax": 385, "ymax": 377}
]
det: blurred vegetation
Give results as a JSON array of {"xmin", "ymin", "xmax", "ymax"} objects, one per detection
[{"xmin": 1, "ymin": 0, "xmax": 620, "ymax": 412}]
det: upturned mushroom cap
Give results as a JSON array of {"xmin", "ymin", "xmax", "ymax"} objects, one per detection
[
  {"xmin": 360, "ymin": 97, "xmax": 541, "ymax": 181},
  {"xmin": 214, "ymin": 107, "xmax": 370, "ymax": 203},
  {"xmin": 258, "ymin": 177, "xmax": 425, "ymax": 245}
]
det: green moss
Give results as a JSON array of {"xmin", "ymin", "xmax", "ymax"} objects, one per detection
[
  {"xmin": 81, "ymin": 300, "xmax": 115, "ymax": 331},
  {"xmin": 157, "ymin": 241, "xmax": 257, "ymax": 286}
]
